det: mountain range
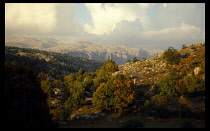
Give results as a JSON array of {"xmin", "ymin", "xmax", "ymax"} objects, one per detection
[{"xmin": 5, "ymin": 36, "xmax": 164, "ymax": 65}]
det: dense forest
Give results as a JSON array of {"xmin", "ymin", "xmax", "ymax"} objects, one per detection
[
  {"xmin": 5, "ymin": 46, "xmax": 104, "ymax": 75},
  {"xmin": 4, "ymin": 44, "xmax": 205, "ymax": 128}
]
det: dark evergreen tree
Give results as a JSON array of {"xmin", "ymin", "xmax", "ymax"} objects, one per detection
[
  {"xmin": 162, "ymin": 46, "xmax": 181, "ymax": 65},
  {"xmin": 4, "ymin": 63, "xmax": 55, "ymax": 128},
  {"xmin": 132, "ymin": 57, "xmax": 139, "ymax": 63}
]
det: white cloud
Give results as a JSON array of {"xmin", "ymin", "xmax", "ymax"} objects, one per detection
[
  {"xmin": 84, "ymin": 3, "xmax": 140, "ymax": 35},
  {"xmin": 5, "ymin": 3, "xmax": 205, "ymax": 50},
  {"xmin": 5, "ymin": 3, "xmax": 83, "ymax": 37},
  {"xmin": 163, "ymin": 3, "xmax": 167, "ymax": 7},
  {"xmin": 148, "ymin": 3, "xmax": 205, "ymax": 31},
  {"xmin": 143, "ymin": 23, "xmax": 204, "ymax": 40},
  {"xmin": 143, "ymin": 23, "xmax": 205, "ymax": 49},
  {"xmin": 97, "ymin": 20, "xmax": 204, "ymax": 50},
  {"xmin": 138, "ymin": 3, "xmax": 151, "ymax": 8},
  {"xmin": 5, "ymin": 3, "xmax": 58, "ymax": 35}
]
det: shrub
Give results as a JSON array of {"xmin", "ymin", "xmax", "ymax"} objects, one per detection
[
  {"xmin": 132, "ymin": 57, "xmax": 139, "ymax": 63},
  {"xmin": 162, "ymin": 46, "xmax": 181, "ymax": 65},
  {"xmin": 151, "ymin": 94, "xmax": 167, "ymax": 107},
  {"xmin": 183, "ymin": 75, "xmax": 205, "ymax": 95},
  {"xmin": 182, "ymin": 44, "xmax": 187, "ymax": 49},
  {"xmin": 156, "ymin": 75, "xmax": 177, "ymax": 99}
]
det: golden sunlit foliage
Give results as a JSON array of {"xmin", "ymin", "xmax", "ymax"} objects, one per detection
[{"xmin": 92, "ymin": 74, "xmax": 135, "ymax": 115}]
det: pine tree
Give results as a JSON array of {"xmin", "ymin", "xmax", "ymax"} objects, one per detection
[{"xmin": 132, "ymin": 57, "xmax": 139, "ymax": 63}]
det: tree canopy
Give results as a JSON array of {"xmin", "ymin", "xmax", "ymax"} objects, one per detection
[
  {"xmin": 162, "ymin": 46, "xmax": 181, "ymax": 65},
  {"xmin": 92, "ymin": 74, "xmax": 135, "ymax": 115},
  {"xmin": 5, "ymin": 63, "xmax": 54, "ymax": 128}
]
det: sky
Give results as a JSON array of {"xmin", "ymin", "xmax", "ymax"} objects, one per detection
[{"xmin": 5, "ymin": 3, "xmax": 205, "ymax": 50}]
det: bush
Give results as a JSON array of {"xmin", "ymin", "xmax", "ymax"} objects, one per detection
[
  {"xmin": 182, "ymin": 44, "xmax": 187, "ymax": 49},
  {"xmin": 183, "ymin": 75, "xmax": 205, "ymax": 95},
  {"xmin": 132, "ymin": 57, "xmax": 139, "ymax": 63},
  {"xmin": 151, "ymin": 95, "xmax": 167, "ymax": 107},
  {"xmin": 156, "ymin": 75, "xmax": 177, "ymax": 99},
  {"xmin": 162, "ymin": 46, "xmax": 181, "ymax": 65},
  {"xmin": 120, "ymin": 119, "xmax": 144, "ymax": 128}
]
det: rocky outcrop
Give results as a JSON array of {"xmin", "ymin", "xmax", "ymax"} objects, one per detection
[
  {"xmin": 47, "ymin": 42, "xmax": 164, "ymax": 65},
  {"xmin": 113, "ymin": 43, "xmax": 205, "ymax": 86},
  {"xmin": 194, "ymin": 67, "xmax": 201, "ymax": 75},
  {"xmin": 113, "ymin": 54, "xmax": 168, "ymax": 85}
]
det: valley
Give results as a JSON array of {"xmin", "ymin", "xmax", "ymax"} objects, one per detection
[
  {"xmin": 5, "ymin": 3, "xmax": 205, "ymax": 128},
  {"xmin": 5, "ymin": 42, "xmax": 205, "ymax": 128}
]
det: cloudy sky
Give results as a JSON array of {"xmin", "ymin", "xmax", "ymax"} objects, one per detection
[{"xmin": 5, "ymin": 3, "xmax": 205, "ymax": 50}]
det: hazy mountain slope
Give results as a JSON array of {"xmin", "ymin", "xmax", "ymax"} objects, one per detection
[
  {"xmin": 5, "ymin": 37, "xmax": 164, "ymax": 65},
  {"xmin": 46, "ymin": 42, "xmax": 164, "ymax": 65},
  {"xmin": 5, "ymin": 36, "xmax": 63, "ymax": 49}
]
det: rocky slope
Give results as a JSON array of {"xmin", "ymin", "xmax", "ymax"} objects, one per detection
[
  {"xmin": 113, "ymin": 43, "xmax": 205, "ymax": 92},
  {"xmin": 46, "ymin": 42, "xmax": 163, "ymax": 65},
  {"xmin": 5, "ymin": 37, "xmax": 164, "ymax": 65}
]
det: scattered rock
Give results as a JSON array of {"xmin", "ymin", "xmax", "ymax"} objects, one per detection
[{"xmin": 194, "ymin": 67, "xmax": 201, "ymax": 75}]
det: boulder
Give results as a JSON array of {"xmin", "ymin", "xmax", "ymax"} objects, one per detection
[{"xmin": 194, "ymin": 67, "xmax": 201, "ymax": 75}]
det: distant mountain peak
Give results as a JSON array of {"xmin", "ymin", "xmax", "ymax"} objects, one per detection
[
  {"xmin": 5, "ymin": 36, "xmax": 63, "ymax": 49},
  {"xmin": 5, "ymin": 36, "xmax": 164, "ymax": 65}
]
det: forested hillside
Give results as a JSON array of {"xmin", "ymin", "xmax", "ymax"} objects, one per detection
[
  {"xmin": 5, "ymin": 46, "xmax": 104, "ymax": 75},
  {"xmin": 53, "ymin": 43, "xmax": 204, "ymax": 127},
  {"xmin": 113, "ymin": 43, "xmax": 205, "ymax": 119},
  {"xmin": 4, "ymin": 43, "xmax": 205, "ymax": 128}
]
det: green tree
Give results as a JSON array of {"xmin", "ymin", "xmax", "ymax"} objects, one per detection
[
  {"xmin": 155, "ymin": 68, "xmax": 178, "ymax": 99},
  {"xmin": 183, "ymin": 75, "xmax": 205, "ymax": 95},
  {"xmin": 158, "ymin": 75, "xmax": 177, "ymax": 98},
  {"xmin": 93, "ymin": 60, "xmax": 119, "ymax": 89},
  {"xmin": 84, "ymin": 76, "xmax": 94, "ymax": 91},
  {"xmin": 92, "ymin": 74, "xmax": 135, "ymax": 115},
  {"xmin": 37, "ymin": 73, "xmax": 52, "ymax": 95},
  {"xmin": 93, "ymin": 68, "xmax": 109, "ymax": 90},
  {"xmin": 104, "ymin": 59, "xmax": 119, "ymax": 73},
  {"xmin": 76, "ymin": 69, "xmax": 86, "ymax": 77},
  {"xmin": 182, "ymin": 44, "xmax": 187, "ymax": 49},
  {"xmin": 52, "ymin": 79, "xmax": 63, "ymax": 88},
  {"xmin": 126, "ymin": 59, "xmax": 131, "ymax": 63},
  {"xmin": 64, "ymin": 80, "xmax": 85, "ymax": 112},
  {"xmin": 132, "ymin": 57, "xmax": 139, "ymax": 63},
  {"xmin": 151, "ymin": 94, "xmax": 167, "ymax": 107},
  {"xmin": 64, "ymin": 73, "xmax": 75, "ymax": 85},
  {"xmin": 162, "ymin": 46, "xmax": 181, "ymax": 65}
]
